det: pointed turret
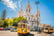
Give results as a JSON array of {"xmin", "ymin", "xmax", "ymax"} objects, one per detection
[
  {"xmin": 36, "ymin": 9, "xmax": 40, "ymax": 17},
  {"xmin": 17, "ymin": 6, "xmax": 24, "ymax": 17},
  {"xmin": 26, "ymin": 1, "xmax": 31, "ymax": 13},
  {"xmin": 36, "ymin": 9, "xmax": 40, "ymax": 22},
  {"xmin": 36, "ymin": 9, "xmax": 40, "ymax": 26}
]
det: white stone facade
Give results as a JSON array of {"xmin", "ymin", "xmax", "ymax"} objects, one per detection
[{"xmin": 17, "ymin": 3, "xmax": 40, "ymax": 30}]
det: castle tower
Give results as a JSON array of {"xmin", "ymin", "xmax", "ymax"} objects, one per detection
[
  {"xmin": 35, "ymin": 0, "xmax": 40, "ymax": 18},
  {"xmin": 26, "ymin": 3, "xmax": 31, "ymax": 12},
  {"xmin": 36, "ymin": 9, "xmax": 40, "ymax": 18},
  {"xmin": 36, "ymin": 9, "xmax": 40, "ymax": 31},
  {"xmin": 36, "ymin": 9, "xmax": 40, "ymax": 22},
  {"xmin": 35, "ymin": 1, "xmax": 40, "ymax": 31},
  {"xmin": 26, "ymin": 1, "xmax": 31, "ymax": 15},
  {"xmin": 35, "ymin": 1, "xmax": 40, "ymax": 25}
]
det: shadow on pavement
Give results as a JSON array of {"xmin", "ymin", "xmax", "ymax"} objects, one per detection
[
  {"xmin": 18, "ymin": 33, "xmax": 34, "ymax": 36},
  {"xmin": 28, "ymin": 33, "xmax": 34, "ymax": 36}
]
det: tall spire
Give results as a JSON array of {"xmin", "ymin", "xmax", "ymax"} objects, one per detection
[
  {"xmin": 35, "ymin": 0, "xmax": 40, "ymax": 31},
  {"xmin": 35, "ymin": 0, "xmax": 40, "ymax": 17},
  {"xmin": 21, "ymin": 6, "xmax": 23, "ymax": 11},
  {"xmin": 26, "ymin": 0, "xmax": 31, "ymax": 13},
  {"xmin": 17, "ymin": 6, "xmax": 24, "ymax": 17},
  {"xmin": 36, "ymin": 9, "xmax": 40, "ymax": 17}
]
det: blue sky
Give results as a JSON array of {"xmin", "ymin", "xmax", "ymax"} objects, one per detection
[{"xmin": 0, "ymin": 0, "xmax": 54, "ymax": 27}]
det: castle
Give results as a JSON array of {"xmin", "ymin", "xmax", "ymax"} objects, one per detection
[{"xmin": 17, "ymin": 2, "xmax": 41, "ymax": 30}]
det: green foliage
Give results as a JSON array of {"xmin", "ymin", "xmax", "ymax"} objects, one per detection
[
  {"xmin": 0, "ymin": 18, "xmax": 13, "ymax": 28},
  {"xmin": 3, "ymin": 20, "xmax": 8, "ymax": 28},
  {"xmin": 12, "ymin": 17, "xmax": 26, "ymax": 26},
  {"xmin": 5, "ymin": 19, "xmax": 13, "ymax": 27},
  {"xmin": 0, "ymin": 17, "xmax": 26, "ymax": 28},
  {"xmin": 13, "ymin": 22, "xmax": 18, "ymax": 27},
  {"xmin": 0, "ymin": 20, "xmax": 4, "ymax": 27}
]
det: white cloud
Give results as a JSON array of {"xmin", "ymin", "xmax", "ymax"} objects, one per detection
[
  {"xmin": 18, "ymin": 0, "xmax": 22, "ymax": 8},
  {"xmin": 1, "ymin": 0, "xmax": 17, "ymax": 10}
]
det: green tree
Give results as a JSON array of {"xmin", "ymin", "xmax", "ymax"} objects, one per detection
[
  {"xmin": 3, "ymin": 20, "xmax": 8, "ymax": 28},
  {"xmin": 12, "ymin": 17, "xmax": 26, "ymax": 26},
  {"xmin": 4, "ymin": 18, "xmax": 13, "ymax": 27},
  {"xmin": 0, "ymin": 20, "xmax": 4, "ymax": 27}
]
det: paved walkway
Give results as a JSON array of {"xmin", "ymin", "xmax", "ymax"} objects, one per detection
[
  {"xmin": 0, "ymin": 31, "xmax": 50, "ymax": 36},
  {"xmin": 0, "ymin": 31, "xmax": 17, "ymax": 36},
  {"xmin": 30, "ymin": 32, "xmax": 50, "ymax": 36}
]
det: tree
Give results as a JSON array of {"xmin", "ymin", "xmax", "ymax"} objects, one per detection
[
  {"xmin": 12, "ymin": 17, "xmax": 26, "ymax": 26},
  {"xmin": 5, "ymin": 18, "xmax": 13, "ymax": 27},
  {"xmin": 3, "ymin": 20, "xmax": 8, "ymax": 28},
  {"xmin": 0, "ymin": 19, "xmax": 4, "ymax": 27}
]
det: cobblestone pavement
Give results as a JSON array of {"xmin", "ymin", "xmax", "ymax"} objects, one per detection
[{"xmin": 0, "ymin": 31, "xmax": 50, "ymax": 36}]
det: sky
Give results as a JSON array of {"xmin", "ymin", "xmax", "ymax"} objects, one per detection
[{"xmin": 0, "ymin": 0, "xmax": 54, "ymax": 27}]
